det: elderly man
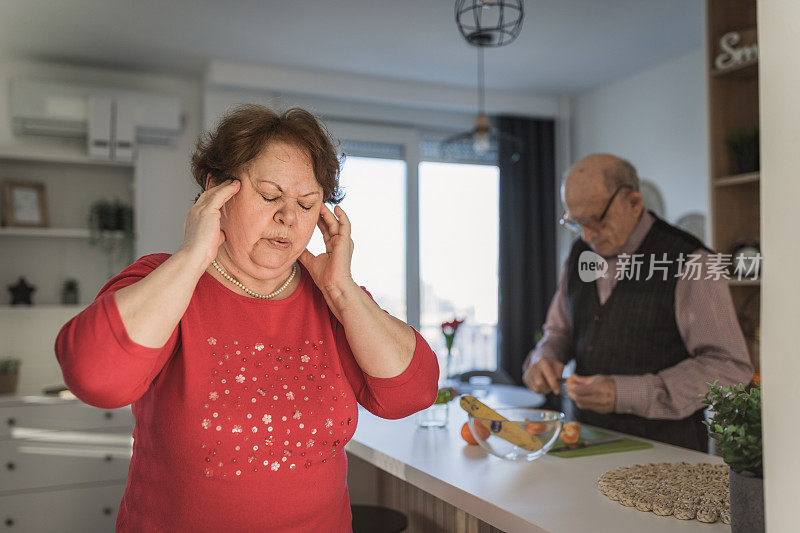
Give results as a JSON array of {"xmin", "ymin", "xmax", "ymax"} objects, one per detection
[{"xmin": 522, "ymin": 153, "xmax": 753, "ymax": 451}]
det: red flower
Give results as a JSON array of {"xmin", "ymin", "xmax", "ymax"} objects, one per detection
[
  {"xmin": 441, "ymin": 318, "xmax": 465, "ymax": 352},
  {"xmin": 441, "ymin": 319, "xmax": 465, "ymax": 336}
]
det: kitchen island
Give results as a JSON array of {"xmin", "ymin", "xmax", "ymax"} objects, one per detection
[{"xmin": 345, "ymin": 389, "xmax": 727, "ymax": 533}]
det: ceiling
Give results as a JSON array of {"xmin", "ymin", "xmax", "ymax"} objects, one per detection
[{"xmin": 0, "ymin": 0, "xmax": 703, "ymax": 94}]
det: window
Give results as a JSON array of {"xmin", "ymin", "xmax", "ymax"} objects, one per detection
[
  {"xmin": 307, "ymin": 156, "xmax": 407, "ymax": 320},
  {"xmin": 418, "ymin": 161, "xmax": 500, "ymax": 378},
  {"xmin": 306, "ymin": 123, "xmax": 501, "ymax": 380}
]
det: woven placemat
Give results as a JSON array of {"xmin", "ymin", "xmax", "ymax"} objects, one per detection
[{"xmin": 597, "ymin": 462, "xmax": 730, "ymax": 524}]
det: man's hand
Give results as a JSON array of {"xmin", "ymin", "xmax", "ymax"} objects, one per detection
[
  {"xmin": 565, "ymin": 374, "xmax": 616, "ymax": 414},
  {"xmin": 522, "ymin": 357, "xmax": 565, "ymax": 395}
]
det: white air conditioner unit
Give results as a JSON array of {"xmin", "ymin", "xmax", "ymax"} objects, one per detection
[{"xmin": 10, "ymin": 80, "xmax": 183, "ymax": 145}]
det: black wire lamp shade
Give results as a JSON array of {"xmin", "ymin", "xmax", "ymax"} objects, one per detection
[
  {"xmin": 439, "ymin": 112, "xmax": 523, "ymax": 163},
  {"xmin": 455, "ymin": 0, "xmax": 524, "ymax": 48}
]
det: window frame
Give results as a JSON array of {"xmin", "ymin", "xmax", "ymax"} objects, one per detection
[
  {"xmin": 323, "ymin": 121, "xmax": 501, "ymax": 351},
  {"xmin": 324, "ymin": 121, "xmax": 422, "ymax": 329}
]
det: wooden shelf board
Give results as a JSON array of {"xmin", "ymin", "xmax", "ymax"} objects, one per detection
[
  {"xmin": 0, "ymin": 305, "xmax": 85, "ymax": 311},
  {"xmin": 713, "ymin": 172, "xmax": 760, "ymax": 187},
  {"xmin": 729, "ymin": 278, "xmax": 761, "ymax": 286},
  {"xmin": 0, "ymin": 227, "xmax": 127, "ymax": 239},
  {"xmin": 0, "ymin": 227, "xmax": 90, "ymax": 238},
  {"xmin": 0, "ymin": 149, "xmax": 134, "ymax": 168}
]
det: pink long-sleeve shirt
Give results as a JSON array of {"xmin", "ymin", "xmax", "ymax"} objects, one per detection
[
  {"xmin": 524, "ymin": 211, "xmax": 753, "ymax": 419},
  {"xmin": 55, "ymin": 253, "xmax": 439, "ymax": 532}
]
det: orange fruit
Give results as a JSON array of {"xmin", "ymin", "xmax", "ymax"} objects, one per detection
[
  {"xmin": 560, "ymin": 422, "xmax": 581, "ymax": 444},
  {"xmin": 461, "ymin": 422, "xmax": 478, "ymax": 445},
  {"xmin": 525, "ymin": 422, "xmax": 547, "ymax": 435},
  {"xmin": 473, "ymin": 422, "xmax": 490, "ymax": 440},
  {"xmin": 461, "ymin": 421, "xmax": 489, "ymax": 445}
]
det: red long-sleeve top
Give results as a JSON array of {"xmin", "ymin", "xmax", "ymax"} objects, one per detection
[{"xmin": 55, "ymin": 253, "xmax": 439, "ymax": 532}]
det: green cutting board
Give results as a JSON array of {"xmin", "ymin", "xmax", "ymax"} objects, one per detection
[{"xmin": 548, "ymin": 426, "xmax": 653, "ymax": 458}]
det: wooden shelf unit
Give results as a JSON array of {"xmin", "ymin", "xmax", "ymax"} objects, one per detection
[{"xmin": 707, "ymin": 0, "xmax": 760, "ymax": 372}]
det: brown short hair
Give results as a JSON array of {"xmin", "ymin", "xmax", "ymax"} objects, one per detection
[{"xmin": 191, "ymin": 104, "xmax": 344, "ymax": 203}]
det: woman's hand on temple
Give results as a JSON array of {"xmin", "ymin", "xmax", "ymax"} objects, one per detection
[
  {"xmin": 179, "ymin": 177, "xmax": 240, "ymax": 265},
  {"xmin": 298, "ymin": 205, "xmax": 355, "ymax": 296},
  {"xmin": 300, "ymin": 205, "xmax": 416, "ymax": 378}
]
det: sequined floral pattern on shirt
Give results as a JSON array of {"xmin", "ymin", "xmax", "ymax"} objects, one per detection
[{"xmin": 200, "ymin": 338, "xmax": 356, "ymax": 479}]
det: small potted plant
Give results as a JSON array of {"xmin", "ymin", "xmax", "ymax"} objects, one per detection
[
  {"xmin": 728, "ymin": 126, "xmax": 759, "ymax": 174},
  {"xmin": 88, "ymin": 198, "xmax": 135, "ymax": 277},
  {"xmin": 702, "ymin": 380, "xmax": 763, "ymax": 532},
  {"xmin": 0, "ymin": 358, "xmax": 21, "ymax": 394}
]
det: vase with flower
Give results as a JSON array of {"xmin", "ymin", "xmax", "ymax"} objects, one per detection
[{"xmin": 441, "ymin": 318, "xmax": 465, "ymax": 379}]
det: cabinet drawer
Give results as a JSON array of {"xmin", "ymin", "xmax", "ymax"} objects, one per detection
[
  {"xmin": 0, "ymin": 482, "xmax": 125, "ymax": 532},
  {"xmin": 0, "ymin": 402, "xmax": 133, "ymax": 438},
  {"xmin": 0, "ymin": 437, "xmax": 131, "ymax": 492}
]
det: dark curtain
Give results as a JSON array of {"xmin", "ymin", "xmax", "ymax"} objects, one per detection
[{"xmin": 497, "ymin": 116, "xmax": 557, "ymax": 386}]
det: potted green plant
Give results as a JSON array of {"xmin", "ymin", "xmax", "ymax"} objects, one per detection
[
  {"xmin": 728, "ymin": 126, "xmax": 759, "ymax": 174},
  {"xmin": 0, "ymin": 358, "xmax": 21, "ymax": 394},
  {"xmin": 702, "ymin": 381, "xmax": 763, "ymax": 533},
  {"xmin": 88, "ymin": 198, "xmax": 135, "ymax": 277}
]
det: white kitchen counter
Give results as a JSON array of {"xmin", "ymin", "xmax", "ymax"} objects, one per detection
[{"xmin": 346, "ymin": 395, "xmax": 728, "ymax": 533}]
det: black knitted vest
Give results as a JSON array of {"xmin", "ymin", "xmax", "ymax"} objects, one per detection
[{"xmin": 565, "ymin": 212, "xmax": 711, "ymax": 451}]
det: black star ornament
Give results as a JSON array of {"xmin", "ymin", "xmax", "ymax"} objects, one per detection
[{"xmin": 8, "ymin": 277, "xmax": 36, "ymax": 305}]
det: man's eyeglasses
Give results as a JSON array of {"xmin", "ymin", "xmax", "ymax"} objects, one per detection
[{"xmin": 559, "ymin": 185, "xmax": 633, "ymax": 235}]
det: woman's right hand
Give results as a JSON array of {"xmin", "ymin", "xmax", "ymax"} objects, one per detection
[{"xmin": 179, "ymin": 178, "xmax": 241, "ymax": 265}]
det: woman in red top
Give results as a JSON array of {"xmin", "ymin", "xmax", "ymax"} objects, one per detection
[{"xmin": 55, "ymin": 104, "xmax": 439, "ymax": 532}]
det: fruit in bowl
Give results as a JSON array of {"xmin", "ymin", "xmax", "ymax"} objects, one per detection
[
  {"xmin": 559, "ymin": 421, "xmax": 581, "ymax": 444},
  {"xmin": 460, "ymin": 421, "xmax": 490, "ymax": 445},
  {"xmin": 460, "ymin": 395, "xmax": 565, "ymax": 461}
]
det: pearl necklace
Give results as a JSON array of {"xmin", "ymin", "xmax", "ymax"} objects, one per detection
[{"xmin": 211, "ymin": 260, "xmax": 297, "ymax": 299}]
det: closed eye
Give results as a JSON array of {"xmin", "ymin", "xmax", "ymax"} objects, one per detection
[{"xmin": 261, "ymin": 194, "xmax": 313, "ymax": 212}]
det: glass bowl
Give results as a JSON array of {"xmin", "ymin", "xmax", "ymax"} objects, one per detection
[{"xmin": 467, "ymin": 408, "xmax": 565, "ymax": 461}]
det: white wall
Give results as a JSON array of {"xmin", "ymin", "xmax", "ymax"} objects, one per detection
[
  {"xmin": 758, "ymin": 1, "xmax": 800, "ymax": 530},
  {"xmin": 205, "ymin": 60, "xmax": 559, "ymax": 121},
  {"xmin": 570, "ymin": 47, "xmax": 709, "ymax": 233}
]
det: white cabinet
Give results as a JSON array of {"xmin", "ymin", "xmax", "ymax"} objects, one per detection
[
  {"xmin": 0, "ymin": 437, "xmax": 130, "ymax": 491},
  {"xmin": 87, "ymin": 96, "xmax": 138, "ymax": 161},
  {"xmin": 0, "ymin": 401, "xmax": 134, "ymax": 438},
  {"xmin": 0, "ymin": 397, "xmax": 133, "ymax": 532},
  {"xmin": 87, "ymin": 96, "xmax": 114, "ymax": 160},
  {"xmin": 0, "ymin": 483, "xmax": 125, "ymax": 532}
]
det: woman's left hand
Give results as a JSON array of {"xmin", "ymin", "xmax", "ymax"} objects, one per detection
[{"xmin": 298, "ymin": 205, "xmax": 355, "ymax": 296}]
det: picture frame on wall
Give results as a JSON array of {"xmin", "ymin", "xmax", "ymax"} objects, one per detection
[{"xmin": 2, "ymin": 181, "xmax": 49, "ymax": 227}]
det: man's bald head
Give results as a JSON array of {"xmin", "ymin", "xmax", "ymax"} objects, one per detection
[
  {"xmin": 563, "ymin": 154, "xmax": 640, "ymax": 208},
  {"xmin": 561, "ymin": 153, "xmax": 644, "ymax": 257}
]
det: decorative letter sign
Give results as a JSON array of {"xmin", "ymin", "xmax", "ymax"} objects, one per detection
[{"xmin": 714, "ymin": 30, "xmax": 758, "ymax": 71}]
